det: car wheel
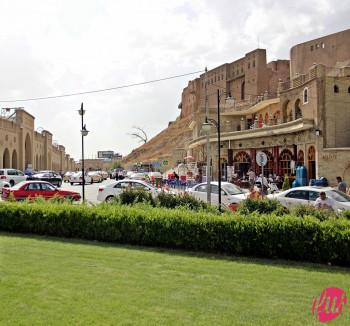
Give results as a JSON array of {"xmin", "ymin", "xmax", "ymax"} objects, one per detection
[
  {"xmin": 70, "ymin": 182, "xmax": 74, "ymax": 186},
  {"xmin": 105, "ymin": 196, "xmax": 115, "ymax": 203},
  {"xmin": 57, "ymin": 182, "xmax": 62, "ymax": 187},
  {"xmin": 9, "ymin": 180, "xmax": 15, "ymax": 187}
]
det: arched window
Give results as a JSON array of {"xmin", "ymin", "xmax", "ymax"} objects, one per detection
[
  {"xmin": 295, "ymin": 99, "xmax": 302, "ymax": 119},
  {"xmin": 303, "ymin": 88, "xmax": 308, "ymax": 104},
  {"xmin": 334, "ymin": 85, "xmax": 339, "ymax": 93},
  {"xmin": 279, "ymin": 149, "xmax": 293, "ymax": 176},
  {"xmin": 264, "ymin": 112, "xmax": 269, "ymax": 125}
]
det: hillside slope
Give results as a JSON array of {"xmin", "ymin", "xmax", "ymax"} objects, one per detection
[{"xmin": 122, "ymin": 115, "xmax": 192, "ymax": 167}]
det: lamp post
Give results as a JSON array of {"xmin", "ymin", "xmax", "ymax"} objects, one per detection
[
  {"xmin": 78, "ymin": 102, "xmax": 89, "ymax": 202},
  {"xmin": 202, "ymin": 89, "xmax": 233, "ymax": 212}
]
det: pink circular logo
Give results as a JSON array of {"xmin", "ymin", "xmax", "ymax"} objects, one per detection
[{"xmin": 312, "ymin": 287, "xmax": 347, "ymax": 322}]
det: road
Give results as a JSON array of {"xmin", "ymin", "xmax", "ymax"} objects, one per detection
[{"xmin": 60, "ymin": 178, "xmax": 116, "ymax": 203}]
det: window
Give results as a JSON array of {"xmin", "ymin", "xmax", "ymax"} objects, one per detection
[
  {"xmin": 132, "ymin": 182, "xmax": 148, "ymax": 190},
  {"xmin": 303, "ymin": 88, "xmax": 308, "ymax": 104},
  {"xmin": 310, "ymin": 45, "xmax": 314, "ymax": 51},
  {"xmin": 308, "ymin": 191, "xmax": 319, "ymax": 202},
  {"xmin": 248, "ymin": 62, "xmax": 250, "ymax": 69},
  {"xmin": 41, "ymin": 183, "xmax": 56, "ymax": 191},
  {"xmin": 321, "ymin": 42, "xmax": 325, "ymax": 49},
  {"xmin": 252, "ymin": 60, "xmax": 255, "ymax": 68},
  {"xmin": 26, "ymin": 183, "xmax": 41, "ymax": 191},
  {"xmin": 285, "ymin": 190, "xmax": 308, "ymax": 200},
  {"xmin": 334, "ymin": 85, "xmax": 339, "ymax": 93},
  {"xmin": 195, "ymin": 184, "xmax": 207, "ymax": 192},
  {"xmin": 7, "ymin": 170, "xmax": 16, "ymax": 176},
  {"xmin": 348, "ymin": 86, "xmax": 350, "ymax": 94},
  {"xmin": 279, "ymin": 149, "xmax": 293, "ymax": 176}
]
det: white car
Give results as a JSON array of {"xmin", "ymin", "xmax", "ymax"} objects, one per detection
[
  {"xmin": 188, "ymin": 182, "xmax": 248, "ymax": 209},
  {"xmin": 267, "ymin": 186, "xmax": 350, "ymax": 213},
  {"xmin": 97, "ymin": 179, "xmax": 157, "ymax": 202},
  {"xmin": 0, "ymin": 168, "xmax": 28, "ymax": 187},
  {"xmin": 88, "ymin": 171, "xmax": 103, "ymax": 183},
  {"xmin": 69, "ymin": 172, "xmax": 92, "ymax": 185}
]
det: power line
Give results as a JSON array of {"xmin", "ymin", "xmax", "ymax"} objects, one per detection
[{"xmin": 0, "ymin": 70, "xmax": 204, "ymax": 103}]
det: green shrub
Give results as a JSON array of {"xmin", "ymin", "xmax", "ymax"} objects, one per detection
[
  {"xmin": 237, "ymin": 198, "xmax": 287, "ymax": 216},
  {"xmin": 118, "ymin": 189, "xmax": 155, "ymax": 206},
  {"xmin": 290, "ymin": 204, "xmax": 337, "ymax": 221},
  {"xmin": 1, "ymin": 201, "xmax": 350, "ymax": 265},
  {"xmin": 340, "ymin": 210, "xmax": 350, "ymax": 220},
  {"xmin": 282, "ymin": 175, "xmax": 290, "ymax": 191}
]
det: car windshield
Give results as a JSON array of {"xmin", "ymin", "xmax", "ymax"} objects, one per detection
[
  {"xmin": 326, "ymin": 190, "xmax": 350, "ymax": 202},
  {"xmin": 222, "ymin": 183, "xmax": 244, "ymax": 195}
]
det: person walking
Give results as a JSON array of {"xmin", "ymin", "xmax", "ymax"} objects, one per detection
[
  {"xmin": 336, "ymin": 176, "xmax": 347, "ymax": 193},
  {"xmin": 247, "ymin": 168, "xmax": 256, "ymax": 186}
]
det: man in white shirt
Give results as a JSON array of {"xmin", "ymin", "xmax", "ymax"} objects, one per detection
[
  {"xmin": 314, "ymin": 191, "xmax": 335, "ymax": 211},
  {"xmin": 247, "ymin": 168, "xmax": 256, "ymax": 186}
]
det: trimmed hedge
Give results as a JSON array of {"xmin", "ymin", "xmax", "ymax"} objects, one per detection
[{"xmin": 1, "ymin": 202, "xmax": 350, "ymax": 265}]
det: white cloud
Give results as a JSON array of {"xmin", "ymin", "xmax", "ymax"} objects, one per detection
[{"xmin": 0, "ymin": 0, "xmax": 349, "ymax": 159}]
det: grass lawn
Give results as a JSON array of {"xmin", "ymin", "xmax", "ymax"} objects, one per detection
[{"xmin": 0, "ymin": 233, "xmax": 349, "ymax": 325}]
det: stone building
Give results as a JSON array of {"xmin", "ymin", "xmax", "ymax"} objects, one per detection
[
  {"xmin": 0, "ymin": 108, "xmax": 75, "ymax": 171},
  {"xmin": 184, "ymin": 29, "xmax": 350, "ymax": 185}
]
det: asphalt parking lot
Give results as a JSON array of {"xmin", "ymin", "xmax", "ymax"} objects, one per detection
[{"xmin": 60, "ymin": 178, "xmax": 116, "ymax": 203}]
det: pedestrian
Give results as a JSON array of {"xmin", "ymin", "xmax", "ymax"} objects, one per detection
[
  {"xmin": 336, "ymin": 176, "xmax": 347, "ymax": 193},
  {"xmin": 256, "ymin": 173, "xmax": 269, "ymax": 195},
  {"xmin": 247, "ymin": 168, "xmax": 256, "ymax": 186},
  {"xmin": 314, "ymin": 191, "xmax": 335, "ymax": 211}
]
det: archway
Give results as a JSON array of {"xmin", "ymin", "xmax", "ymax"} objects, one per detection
[
  {"xmin": 295, "ymin": 99, "xmax": 302, "ymax": 119},
  {"xmin": 12, "ymin": 150, "xmax": 18, "ymax": 169},
  {"xmin": 3, "ymin": 148, "xmax": 10, "ymax": 168},
  {"xmin": 35, "ymin": 155, "xmax": 39, "ymax": 170},
  {"xmin": 25, "ymin": 133, "xmax": 32, "ymax": 169},
  {"xmin": 279, "ymin": 149, "xmax": 293, "ymax": 176},
  {"xmin": 233, "ymin": 151, "xmax": 251, "ymax": 177},
  {"xmin": 308, "ymin": 146, "xmax": 316, "ymax": 180}
]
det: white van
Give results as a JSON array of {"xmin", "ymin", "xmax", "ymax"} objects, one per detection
[{"xmin": 0, "ymin": 169, "xmax": 28, "ymax": 186}]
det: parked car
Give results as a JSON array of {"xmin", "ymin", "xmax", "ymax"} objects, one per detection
[
  {"xmin": 31, "ymin": 171, "xmax": 63, "ymax": 187},
  {"xmin": 188, "ymin": 182, "xmax": 248, "ymax": 210},
  {"xmin": 0, "ymin": 168, "xmax": 27, "ymax": 186},
  {"xmin": 1, "ymin": 180, "xmax": 81, "ymax": 201},
  {"xmin": 63, "ymin": 171, "xmax": 74, "ymax": 182},
  {"xmin": 69, "ymin": 171, "xmax": 92, "ymax": 185},
  {"xmin": 267, "ymin": 186, "xmax": 350, "ymax": 213},
  {"xmin": 88, "ymin": 171, "xmax": 103, "ymax": 183},
  {"xmin": 97, "ymin": 179, "xmax": 158, "ymax": 202}
]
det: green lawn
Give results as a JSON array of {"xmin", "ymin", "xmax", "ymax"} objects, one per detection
[{"xmin": 0, "ymin": 233, "xmax": 349, "ymax": 325}]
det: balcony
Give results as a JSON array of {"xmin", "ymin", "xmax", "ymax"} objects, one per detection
[{"xmin": 188, "ymin": 118, "xmax": 314, "ymax": 149}]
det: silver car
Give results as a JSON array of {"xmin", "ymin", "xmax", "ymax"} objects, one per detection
[{"xmin": 267, "ymin": 186, "xmax": 350, "ymax": 213}]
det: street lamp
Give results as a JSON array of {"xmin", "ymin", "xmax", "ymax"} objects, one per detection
[
  {"xmin": 202, "ymin": 89, "xmax": 233, "ymax": 212},
  {"xmin": 78, "ymin": 102, "xmax": 89, "ymax": 202}
]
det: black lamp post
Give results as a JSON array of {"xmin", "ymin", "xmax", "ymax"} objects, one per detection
[
  {"xmin": 78, "ymin": 102, "xmax": 89, "ymax": 202},
  {"xmin": 202, "ymin": 90, "xmax": 233, "ymax": 212}
]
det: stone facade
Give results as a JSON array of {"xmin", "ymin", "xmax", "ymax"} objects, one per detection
[
  {"xmin": 0, "ymin": 109, "xmax": 75, "ymax": 172},
  {"xmin": 184, "ymin": 29, "xmax": 350, "ymax": 187}
]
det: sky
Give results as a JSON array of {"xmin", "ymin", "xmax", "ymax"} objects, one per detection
[{"xmin": 0, "ymin": 0, "xmax": 349, "ymax": 160}]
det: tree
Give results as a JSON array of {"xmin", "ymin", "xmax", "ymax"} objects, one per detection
[
  {"xmin": 129, "ymin": 126, "xmax": 148, "ymax": 144},
  {"xmin": 282, "ymin": 174, "xmax": 290, "ymax": 191}
]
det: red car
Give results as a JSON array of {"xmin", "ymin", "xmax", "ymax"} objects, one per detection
[{"xmin": 1, "ymin": 180, "xmax": 81, "ymax": 202}]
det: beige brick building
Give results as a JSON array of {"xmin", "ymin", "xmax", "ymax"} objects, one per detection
[
  {"xmin": 0, "ymin": 108, "xmax": 75, "ymax": 172},
  {"xmin": 183, "ymin": 29, "xmax": 350, "ymax": 186}
]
